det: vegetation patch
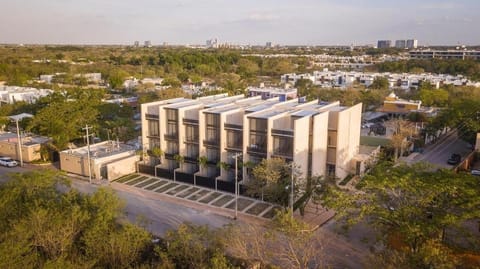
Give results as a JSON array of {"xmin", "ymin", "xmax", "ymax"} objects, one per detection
[
  {"xmin": 144, "ymin": 180, "xmax": 168, "ymax": 190},
  {"xmin": 246, "ymin": 203, "xmax": 271, "ymax": 216},
  {"xmin": 211, "ymin": 195, "xmax": 234, "ymax": 207}
]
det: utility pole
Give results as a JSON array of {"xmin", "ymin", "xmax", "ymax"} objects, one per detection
[
  {"xmin": 83, "ymin": 125, "xmax": 93, "ymax": 184},
  {"xmin": 232, "ymin": 152, "xmax": 242, "ymax": 220},
  {"xmin": 290, "ymin": 162, "xmax": 295, "ymax": 221},
  {"xmin": 15, "ymin": 119, "xmax": 23, "ymax": 167}
]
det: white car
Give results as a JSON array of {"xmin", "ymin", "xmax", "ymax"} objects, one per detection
[{"xmin": 0, "ymin": 157, "xmax": 18, "ymax": 167}]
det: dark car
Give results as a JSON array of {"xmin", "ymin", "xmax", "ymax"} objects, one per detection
[{"xmin": 447, "ymin": 154, "xmax": 461, "ymax": 165}]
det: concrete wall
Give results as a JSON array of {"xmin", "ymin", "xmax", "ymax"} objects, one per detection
[
  {"xmin": 312, "ymin": 111, "xmax": 329, "ymax": 177},
  {"xmin": 335, "ymin": 103, "xmax": 362, "ymax": 179},
  {"xmin": 293, "ymin": 116, "xmax": 310, "ymax": 179},
  {"xmin": 0, "ymin": 141, "xmax": 41, "ymax": 162},
  {"xmin": 106, "ymin": 155, "xmax": 138, "ymax": 181}
]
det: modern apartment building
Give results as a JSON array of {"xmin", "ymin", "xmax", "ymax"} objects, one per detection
[
  {"xmin": 377, "ymin": 40, "xmax": 392, "ymax": 49},
  {"xmin": 406, "ymin": 39, "xmax": 418, "ymax": 49},
  {"xmin": 141, "ymin": 95, "xmax": 363, "ymax": 186}
]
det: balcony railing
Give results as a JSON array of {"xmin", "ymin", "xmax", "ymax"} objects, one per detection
[
  {"xmin": 272, "ymin": 147, "xmax": 293, "ymax": 159},
  {"xmin": 247, "ymin": 144, "xmax": 267, "ymax": 155},
  {"xmin": 184, "ymin": 138, "xmax": 199, "ymax": 144},
  {"xmin": 183, "ymin": 118, "xmax": 199, "ymax": 125},
  {"xmin": 271, "ymin": 129, "xmax": 294, "ymax": 137},
  {"xmin": 224, "ymin": 123, "xmax": 243, "ymax": 130},
  {"xmin": 164, "ymin": 133, "xmax": 178, "ymax": 141},
  {"xmin": 203, "ymin": 139, "xmax": 219, "ymax": 148},
  {"xmin": 184, "ymin": 156, "xmax": 198, "ymax": 163},
  {"xmin": 164, "ymin": 153, "xmax": 178, "ymax": 159},
  {"xmin": 145, "ymin": 113, "xmax": 158, "ymax": 120}
]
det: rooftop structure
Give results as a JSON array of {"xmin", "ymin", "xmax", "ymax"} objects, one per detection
[
  {"xmin": 247, "ymin": 86, "xmax": 298, "ymax": 101},
  {"xmin": 0, "ymin": 132, "xmax": 50, "ymax": 162},
  {"xmin": 60, "ymin": 141, "xmax": 137, "ymax": 181},
  {"xmin": 377, "ymin": 92, "xmax": 422, "ymax": 115}
]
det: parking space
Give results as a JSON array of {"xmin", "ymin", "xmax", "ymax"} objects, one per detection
[{"xmin": 113, "ymin": 173, "xmax": 279, "ymax": 219}]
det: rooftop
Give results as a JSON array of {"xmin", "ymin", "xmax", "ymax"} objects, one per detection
[{"xmin": 61, "ymin": 141, "xmax": 135, "ymax": 159}]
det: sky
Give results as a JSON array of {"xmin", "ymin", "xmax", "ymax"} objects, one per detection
[{"xmin": 0, "ymin": 0, "xmax": 479, "ymax": 46}]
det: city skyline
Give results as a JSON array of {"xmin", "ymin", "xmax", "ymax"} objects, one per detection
[{"xmin": 1, "ymin": 0, "xmax": 479, "ymax": 46}]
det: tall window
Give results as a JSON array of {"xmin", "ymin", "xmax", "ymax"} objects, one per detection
[
  {"xmin": 185, "ymin": 125, "xmax": 199, "ymax": 142},
  {"xmin": 186, "ymin": 144, "xmax": 199, "ymax": 159},
  {"xmin": 205, "ymin": 113, "xmax": 220, "ymax": 142},
  {"xmin": 148, "ymin": 120, "xmax": 159, "ymax": 137},
  {"xmin": 166, "ymin": 109, "xmax": 178, "ymax": 136},
  {"xmin": 273, "ymin": 136, "xmax": 293, "ymax": 156},
  {"xmin": 167, "ymin": 142, "xmax": 178, "ymax": 155},
  {"xmin": 226, "ymin": 130, "xmax": 242, "ymax": 149}
]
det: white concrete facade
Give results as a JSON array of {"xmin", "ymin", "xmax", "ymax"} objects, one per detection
[{"xmin": 141, "ymin": 95, "xmax": 363, "ymax": 182}]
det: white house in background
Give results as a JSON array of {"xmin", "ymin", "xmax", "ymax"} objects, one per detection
[
  {"xmin": 280, "ymin": 69, "xmax": 479, "ymax": 90},
  {"xmin": 0, "ymin": 86, "xmax": 52, "ymax": 104}
]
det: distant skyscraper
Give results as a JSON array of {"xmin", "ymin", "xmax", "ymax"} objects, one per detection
[
  {"xmin": 265, "ymin": 42, "xmax": 273, "ymax": 48},
  {"xmin": 144, "ymin": 40, "xmax": 152, "ymax": 48},
  {"xmin": 395, "ymin": 40, "xmax": 407, "ymax": 49},
  {"xmin": 406, "ymin": 39, "xmax": 418, "ymax": 49},
  {"xmin": 206, "ymin": 38, "xmax": 218, "ymax": 48},
  {"xmin": 377, "ymin": 40, "xmax": 392, "ymax": 49},
  {"xmin": 134, "ymin": 41, "xmax": 139, "ymax": 47}
]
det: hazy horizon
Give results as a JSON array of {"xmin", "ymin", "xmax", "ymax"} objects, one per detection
[{"xmin": 1, "ymin": 0, "xmax": 479, "ymax": 46}]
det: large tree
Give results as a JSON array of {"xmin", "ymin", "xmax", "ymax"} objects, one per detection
[{"xmin": 321, "ymin": 162, "xmax": 480, "ymax": 268}]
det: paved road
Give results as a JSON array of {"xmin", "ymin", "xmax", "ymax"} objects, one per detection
[{"xmin": 411, "ymin": 130, "xmax": 472, "ymax": 168}]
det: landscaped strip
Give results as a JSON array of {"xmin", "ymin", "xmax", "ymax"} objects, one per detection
[
  {"xmin": 187, "ymin": 189, "xmax": 210, "ymax": 201},
  {"xmin": 165, "ymin": 185, "xmax": 189, "ymax": 196},
  {"xmin": 115, "ymin": 174, "xmax": 140, "ymax": 183},
  {"xmin": 176, "ymin": 187, "xmax": 199, "ymax": 198},
  {"xmin": 145, "ymin": 180, "xmax": 168, "ymax": 190},
  {"xmin": 155, "ymin": 182, "xmax": 179, "ymax": 193},
  {"xmin": 135, "ymin": 178, "xmax": 159, "ymax": 188},
  {"xmin": 125, "ymin": 176, "xmax": 149, "ymax": 186},
  {"xmin": 246, "ymin": 202, "xmax": 271, "ymax": 216},
  {"xmin": 211, "ymin": 195, "xmax": 234, "ymax": 207},
  {"xmin": 198, "ymin": 192, "xmax": 222, "ymax": 204},
  {"xmin": 225, "ymin": 198, "xmax": 254, "ymax": 211}
]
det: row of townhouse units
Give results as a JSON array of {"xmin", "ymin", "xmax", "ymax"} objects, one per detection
[
  {"xmin": 280, "ymin": 69, "xmax": 480, "ymax": 90},
  {"xmin": 409, "ymin": 50, "xmax": 480, "ymax": 60},
  {"xmin": 141, "ymin": 94, "xmax": 362, "ymax": 186}
]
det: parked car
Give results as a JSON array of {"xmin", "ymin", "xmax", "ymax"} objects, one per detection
[
  {"xmin": 0, "ymin": 157, "xmax": 18, "ymax": 167},
  {"xmin": 470, "ymin": 169, "xmax": 480, "ymax": 176},
  {"xmin": 447, "ymin": 154, "xmax": 461, "ymax": 165}
]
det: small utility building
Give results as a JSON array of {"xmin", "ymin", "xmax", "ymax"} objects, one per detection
[{"xmin": 60, "ymin": 141, "xmax": 138, "ymax": 181}]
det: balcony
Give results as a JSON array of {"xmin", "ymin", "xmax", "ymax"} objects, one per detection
[
  {"xmin": 164, "ymin": 133, "xmax": 178, "ymax": 141},
  {"xmin": 226, "ymin": 140, "xmax": 242, "ymax": 151},
  {"xmin": 271, "ymin": 129, "xmax": 294, "ymax": 137},
  {"xmin": 224, "ymin": 123, "xmax": 242, "ymax": 130},
  {"xmin": 184, "ymin": 138, "xmax": 199, "ymax": 144},
  {"xmin": 145, "ymin": 113, "xmax": 158, "ymax": 120},
  {"xmin": 183, "ymin": 118, "xmax": 199, "ymax": 125},
  {"xmin": 272, "ymin": 148, "xmax": 293, "ymax": 160},
  {"xmin": 184, "ymin": 156, "xmax": 198, "ymax": 163},
  {"xmin": 203, "ymin": 139, "xmax": 219, "ymax": 148},
  {"xmin": 247, "ymin": 144, "xmax": 267, "ymax": 155},
  {"xmin": 164, "ymin": 153, "xmax": 178, "ymax": 160}
]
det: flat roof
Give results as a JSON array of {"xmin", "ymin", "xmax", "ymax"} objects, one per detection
[{"xmin": 61, "ymin": 141, "xmax": 135, "ymax": 159}]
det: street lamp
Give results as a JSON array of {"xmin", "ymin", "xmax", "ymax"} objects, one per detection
[
  {"xmin": 232, "ymin": 152, "xmax": 242, "ymax": 220},
  {"xmin": 9, "ymin": 113, "xmax": 33, "ymax": 167}
]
